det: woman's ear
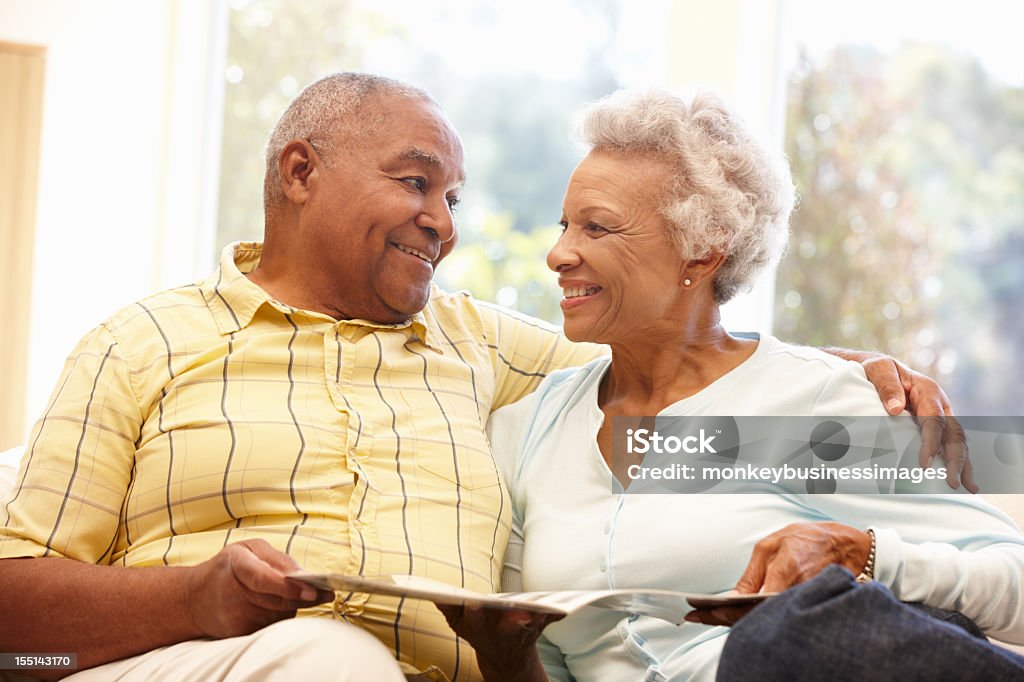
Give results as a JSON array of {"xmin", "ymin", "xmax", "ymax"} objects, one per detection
[
  {"xmin": 277, "ymin": 139, "xmax": 317, "ymax": 205},
  {"xmin": 681, "ymin": 252, "xmax": 726, "ymax": 288}
]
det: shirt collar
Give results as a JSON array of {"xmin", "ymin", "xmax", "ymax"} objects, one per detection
[
  {"xmin": 199, "ymin": 242, "xmax": 439, "ymax": 349},
  {"xmin": 199, "ymin": 242, "xmax": 268, "ymax": 334}
]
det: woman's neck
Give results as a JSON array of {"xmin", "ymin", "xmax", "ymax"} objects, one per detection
[{"xmin": 599, "ymin": 317, "xmax": 757, "ymax": 413}]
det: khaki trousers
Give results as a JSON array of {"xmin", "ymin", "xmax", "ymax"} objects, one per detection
[{"xmin": 65, "ymin": 618, "xmax": 408, "ymax": 681}]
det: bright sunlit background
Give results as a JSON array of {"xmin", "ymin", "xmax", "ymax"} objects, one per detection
[{"xmin": 1, "ymin": 0, "xmax": 1022, "ymax": 448}]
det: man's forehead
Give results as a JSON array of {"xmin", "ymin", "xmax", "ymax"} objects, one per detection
[{"xmin": 397, "ymin": 146, "xmax": 467, "ymax": 184}]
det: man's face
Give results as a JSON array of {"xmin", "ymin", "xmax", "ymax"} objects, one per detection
[{"xmin": 299, "ymin": 95, "xmax": 466, "ymax": 323}]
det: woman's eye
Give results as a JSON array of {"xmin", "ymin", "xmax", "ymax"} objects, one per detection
[
  {"xmin": 403, "ymin": 177, "xmax": 427, "ymax": 191},
  {"xmin": 558, "ymin": 220, "xmax": 569, "ymax": 232},
  {"xmin": 447, "ymin": 196, "xmax": 461, "ymax": 211},
  {"xmin": 585, "ymin": 223, "xmax": 607, "ymax": 234}
]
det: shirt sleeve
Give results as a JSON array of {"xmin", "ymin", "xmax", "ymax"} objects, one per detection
[
  {"xmin": 490, "ymin": 392, "xmax": 535, "ymax": 595},
  {"xmin": 806, "ymin": 364, "xmax": 1024, "ymax": 643},
  {"xmin": 499, "ymin": 517, "xmax": 525, "ymax": 593},
  {"xmin": 476, "ymin": 302, "xmax": 605, "ymax": 410},
  {"xmin": 499, "ymin": 493, "xmax": 574, "ymax": 682},
  {"xmin": 537, "ymin": 633, "xmax": 575, "ymax": 682},
  {"xmin": 500, "ymin": 496, "xmax": 575, "ymax": 681},
  {"xmin": 809, "ymin": 359, "xmax": 892, "ymax": 417},
  {"xmin": 0, "ymin": 324, "xmax": 141, "ymax": 563},
  {"xmin": 808, "ymin": 493, "xmax": 1024, "ymax": 643},
  {"xmin": 490, "ymin": 389, "xmax": 576, "ymax": 680}
]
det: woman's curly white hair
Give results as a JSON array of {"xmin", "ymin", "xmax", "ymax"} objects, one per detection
[{"xmin": 576, "ymin": 88, "xmax": 795, "ymax": 303}]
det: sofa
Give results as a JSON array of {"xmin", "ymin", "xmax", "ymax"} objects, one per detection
[{"xmin": 2, "ymin": 445, "xmax": 1023, "ymax": 656}]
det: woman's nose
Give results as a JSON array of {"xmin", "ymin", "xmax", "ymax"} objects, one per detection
[{"xmin": 547, "ymin": 228, "xmax": 582, "ymax": 272}]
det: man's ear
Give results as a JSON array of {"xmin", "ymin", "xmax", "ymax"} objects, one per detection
[
  {"xmin": 681, "ymin": 251, "xmax": 726, "ymax": 288},
  {"xmin": 278, "ymin": 139, "xmax": 317, "ymax": 205}
]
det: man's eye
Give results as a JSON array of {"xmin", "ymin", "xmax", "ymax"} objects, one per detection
[
  {"xmin": 558, "ymin": 220, "xmax": 569, "ymax": 232},
  {"xmin": 403, "ymin": 177, "xmax": 426, "ymax": 191}
]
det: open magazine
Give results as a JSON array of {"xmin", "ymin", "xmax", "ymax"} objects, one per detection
[{"xmin": 288, "ymin": 572, "xmax": 774, "ymax": 625}]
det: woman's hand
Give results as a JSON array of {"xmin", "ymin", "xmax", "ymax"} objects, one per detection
[
  {"xmin": 822, "ymin": 347, "xmax": 977, "ymax": 492},
  {"xmin": 437, "ymin": 602, "xmax": 561, "ymax": 682},
  {"xmin": 684, "ymin": 522, "xmax": 869, "ymax": 627}
]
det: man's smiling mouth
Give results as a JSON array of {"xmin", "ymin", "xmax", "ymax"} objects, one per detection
[{"xmin": 394, "ymin": 243, "xmax": 433, "ymax": 264}]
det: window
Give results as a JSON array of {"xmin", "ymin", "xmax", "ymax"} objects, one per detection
[
  {"xmin": 215, "ymin": 1, "xmax": 1020, "ymax": 415},
  {"xmin": 0, "ymin": 41, "xmax": 45, "ymax": 449},
  {"xmin": 217, "ymin": 0, "xmax": 673, "ymax": 322},
  {"xmin": 776, "ymin": 0, "xmax": 1024, "ymax": 414}
]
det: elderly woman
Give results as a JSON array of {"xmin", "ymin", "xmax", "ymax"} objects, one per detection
[{"xmin": 444, "ymin": 89, "xmax": 1024, "ymax": 681}]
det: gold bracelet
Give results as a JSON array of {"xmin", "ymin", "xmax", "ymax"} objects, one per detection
[{"xmin": 856, "ymin": 528, "xmax": 876, "ymax": 583}]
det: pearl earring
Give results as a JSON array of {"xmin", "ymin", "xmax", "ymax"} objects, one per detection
[{"xmin": 683, "ymin": 278, "xmax": 692, "ymax": 286}]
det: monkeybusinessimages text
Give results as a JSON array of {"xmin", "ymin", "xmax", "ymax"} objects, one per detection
[{"xmin": 624, "ymin": 428, "xmax": 947, "ymax": 485}]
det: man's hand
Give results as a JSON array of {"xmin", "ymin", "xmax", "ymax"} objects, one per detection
[
  {"xmin": 823, "ymin": 347, "xmax": 978, "ymax": 492},
  {"xmin": 437, "ymin": 602, "xmax": 560, "ymax": 682},
  {"xmin": 684, "ymin": 522, "xmax": 868, "ymax": 627},
  {"xmin": 186, "ymin": 539, "xmax": 334, "ymax": 639},
  {"xmin": 0, "ymin": 545, "xmax": 332, "ymax": 674}
]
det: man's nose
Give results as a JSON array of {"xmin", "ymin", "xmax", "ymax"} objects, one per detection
[{"xmin": 418, "ymin": 197, "xmax": 456, "ymax": 244}]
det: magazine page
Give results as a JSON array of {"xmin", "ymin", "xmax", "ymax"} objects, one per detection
[
  {"xmin": 288, "ymin": 572, "xmax": 773, "ymax": 624},
  {"xmin": 289, "ymin": 572, "xmax": 566, "ymax": 615}
]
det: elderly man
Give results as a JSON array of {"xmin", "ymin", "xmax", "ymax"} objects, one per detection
[{"xmin": 0, "ymin": 73, "xmax": 967, "ymax": 681}]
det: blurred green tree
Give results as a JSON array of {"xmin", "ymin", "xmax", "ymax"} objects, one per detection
[
  {"xmin": 217, "ymin": 0, "xmax": 372, "ymax": 246},
  {"xmin": 437, "ymin": 215, "xmax": 564, "ymax": 321},
  {"xmin": 777, "ymin": 43, "xmax": 1024, "ymax": 414}
]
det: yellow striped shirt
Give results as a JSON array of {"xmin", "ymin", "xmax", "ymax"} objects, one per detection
[{"xmin": 0, "ymin": 242, "xmax": 600, "ymax": 680}]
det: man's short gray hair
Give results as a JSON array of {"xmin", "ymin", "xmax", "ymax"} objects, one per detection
[
  {"xmin": 576, "ymin": 88, "xmax": 795, "ymax": 303},
  {"xmin": 263, "ymin": 72, "xmax": 434, "ymax": 212}
]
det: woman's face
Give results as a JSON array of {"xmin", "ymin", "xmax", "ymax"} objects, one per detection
[{"xmin": 549, "ymin": 149, "xmax": 689, "ymax": 345}]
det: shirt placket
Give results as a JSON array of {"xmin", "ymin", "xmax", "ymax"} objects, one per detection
[
  {"xmin": 610, "ymin": 495, "xmax": 665, "ymax": 674},
  {"xmin": 325, "ymin": 323, "xmax": 380, "ymax": 610}
]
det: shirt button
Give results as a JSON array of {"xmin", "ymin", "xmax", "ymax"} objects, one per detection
[
  {"xmin": 599, "ymin": 559, "xmax": 608, "ymax": 572},
  {"xmin": 603, "ymin": 522, "xmax": 611, "ymax": 534}
]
